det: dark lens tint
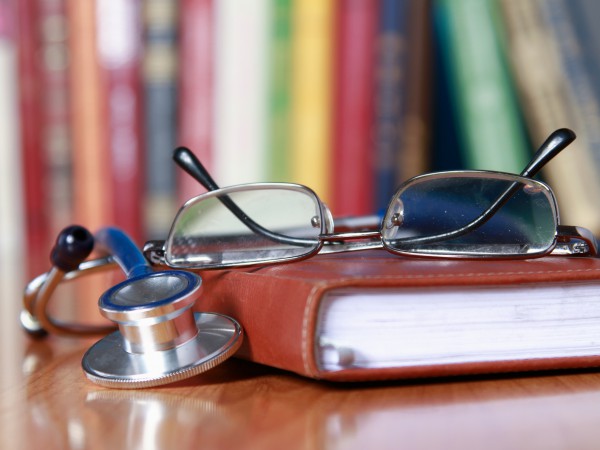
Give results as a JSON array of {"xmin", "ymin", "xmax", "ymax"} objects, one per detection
[{"xmin": 381, "ymin": 173, "xmax": 558, "ymax": 257}]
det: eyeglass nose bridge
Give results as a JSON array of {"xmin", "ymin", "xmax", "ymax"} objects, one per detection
[{"xmin": 318, "ymin": 230, "xmax": 384, "ymax": 254}]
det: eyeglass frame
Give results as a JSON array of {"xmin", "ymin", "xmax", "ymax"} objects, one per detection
[
  {"xmin": 143, "ymin": 128, "xmax": 598, "ymax": 267},
  {"xmin": 142, "ymin": 170, "xmax": 597, "ymax": 270}
]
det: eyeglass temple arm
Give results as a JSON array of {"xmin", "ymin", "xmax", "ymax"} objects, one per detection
[
  {"xmin": 172, "ymin": 147, "xmax": 317, "ymax": 247},
  {"xmin": 519, "ymin": 128, "xmax": 575, "ymax": 178},
  {"xmin": 390, "ymin": 128, "xmax": 578, "ymax": 247}
]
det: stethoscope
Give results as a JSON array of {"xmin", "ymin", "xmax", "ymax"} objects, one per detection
[{"xmin": 22, "ymin": 225, "xmax": 243, "ymax": 389}]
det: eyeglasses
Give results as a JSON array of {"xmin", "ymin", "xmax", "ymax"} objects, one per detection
[{"xmin": 143, "ymin": 128, "xmax": 598, "ymax": 269}]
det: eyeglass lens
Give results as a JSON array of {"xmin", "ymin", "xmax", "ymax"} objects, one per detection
[
  {"xmin": 381, "ymin": 173, "xmax": 558, "ymax": 257},
  {"xmin": 166, "ymin": 186, "xmax": 323, "ymax": 268}
]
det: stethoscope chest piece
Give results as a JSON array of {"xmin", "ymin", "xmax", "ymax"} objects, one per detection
[{"xmin": 82, "ymin": 270, "xmax": 243, "ymax": 389}]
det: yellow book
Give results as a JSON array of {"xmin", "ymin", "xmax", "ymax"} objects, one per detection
[{"xmin": 289, "ymin": 0, "xmax": 334, "ymax": 203}]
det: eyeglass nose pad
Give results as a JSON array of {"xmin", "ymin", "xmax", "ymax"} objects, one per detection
[
  {"xmin": 385, "ymin": 198, "xmax": 404, "ymax": 230},
  {"xmin": 320, "ymin": 202, "xmax": 335, "ymax": 233}
]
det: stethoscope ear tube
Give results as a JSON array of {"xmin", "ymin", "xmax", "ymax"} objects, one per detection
[{"xmin": 21, "ymin": 225, "xmax": 117, "ymax": 337}]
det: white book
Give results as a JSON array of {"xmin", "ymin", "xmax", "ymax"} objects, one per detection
[
  {"xmin": 0, "ymin": 2, "xmax": 24, "ymax": 384},
  {"xmin": 317, "ymin": 283, "xmax": 600, "ymax": 371},
  {"xmin": 213, "ymin": 0, "xmax": 270, "ymax": 186}
]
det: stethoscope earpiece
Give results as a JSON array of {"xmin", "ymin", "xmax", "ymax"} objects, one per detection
[{"xmin": 21, "ymin": 225, "xmax": 102, "ymax": 338}]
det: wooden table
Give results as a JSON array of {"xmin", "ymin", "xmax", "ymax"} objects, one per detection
[{"xmin": 3, "ymin": 269, "xmax": 600, "ymax": 449}]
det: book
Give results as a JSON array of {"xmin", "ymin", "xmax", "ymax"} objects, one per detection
[
  {"xmin": 67, "ymin": 0, "xmax": 113, "ymax": 231},
  {"xmin": 430, "ymin": 7, "xmax": 464, "ymax": 172},
  {"xmin": 398, "ymin": 0, "xmax": 433, "ymax": 182},
  {"xmin": 97, "ymin": 0, "xmax": 144, "ymax": 244},
  {"xmin": 267, "ymin": 0, "xmax": 292, "ymax": 182},
  {"xmin": 177, "ymin": 0, "xmax": 214, "ymax": 203},
  {"xmin": 331, "ymin": 0, "xmax": 378, "ymax": 217},
  {"xmin": 498, "ymin": 0, "xmax": 600, "ymax": 235},
  {"xmin": 213, "ymin": 0, "xmax": 270, "ymax": 186},
  {"xmin": 37, "ymin": 0, "xmax": 74, "ymax": 258},
  {"xmin": 434, "ymin": 0, "xmax": 529, "ymax": 173},
  {"xmin": 0, "ymin": 0, "xmax": 23, "ymax": 269},
  {"xmin": 289, "ymin": 0, "xmax": 335, "ymax": 205},
  {"xmin": 142, "ymin": 0, "xmax": 179, "ymax": 239},
  {"xmin": 17, "ymin": 0, "xmax": 52, "ymax": 279},
  {"xmin": 67, "ymin": 0, "xmax": 114, "ymax": 318},
  {"xmin": 195, "ymin": 250, "xmax": 600, "ymax": 381},
  {"xmin": 373, "ymin": 0, "xmax": 409, "ymax": 212}
]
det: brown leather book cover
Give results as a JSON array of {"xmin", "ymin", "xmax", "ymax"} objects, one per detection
[{"xmin": 194, "ymin": 250, "xmax": 600, "ymax": 381}]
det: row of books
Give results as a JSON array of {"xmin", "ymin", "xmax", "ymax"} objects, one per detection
[
  {"xmin": 6, "ymin": 0, "xmax": 600, "ymax": 280},
  {"xmin": 11, "ymin": 0, "xmax": 432, "ymax": 278}
]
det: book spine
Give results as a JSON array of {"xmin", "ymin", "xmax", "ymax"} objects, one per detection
[
  {"xmin": 177, "ymin": 0, "xmax": 214, "ymax": 203},
  {"xmin": 67, "ymin": 0, "xmax": 113, "ymax": 230},
  {"xmin": 0, "ymin": 0, "xmax": 24, "ymax": 268},
  {"xmin": 289, "ymin": 0, "xmax": 335, "ymax": 204},
  {"xmin": 331, "ymin": 0, "xmax": 378, "ymax": 216},
  {"xmin": 398, "ymin": 0, "xmax": 433, "ymax": 182},
  {"xmin": 434, "ymin": 0, "xmax": 529, "ymax": 173},
  {"xmin": 213, "ymin": 0, "xmax": 270, "ymax": 186},
  {"xmin": 37, "ymin": 0, "xmax": 73, "ymax": 251},
  {"xmin": 267, "ymin": 0, "xmax": 292, "ymax": 182},
  {"xmin": 143, "ymin": 0, "xmax": 178, "ymax": 239},
  {"xmin": 97, "ymin": 0, "xmax": 144, "ymax": 244},
  {"xmin": 67, "ymin": 0, "xmax": 114, "ymax": 320},
  {"xmin": 373, "ymin": 0, "xmax": 409, "ymax": 212},
  {"xmin": 197, "ymin": 269, "xmax": 319, "ymax": 378},
  {"xmin": 17, "ymin": 0, "xmax": 51, "ymax": 278},
  {"xmin": 498, "ymin": 0, "xmax": 600, "ymax": 233}
]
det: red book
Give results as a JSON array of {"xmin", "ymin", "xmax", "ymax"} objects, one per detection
[
  {"xmin": 96, "ymin": 0, "xmax": 144, "ymax": 244},
  {"xmin": 177, "ymin": 0, "xmax": 214, "ymax": 204},
  {"xmin": 196, "ymin": 251, "xmax": 600, "ymax": 382},
  {"xmin": 331, "ymin": 0, "xmax": 378, "ymax": 216},
  {"xmin": 37, "ymin": 0, "xmax": 74, "ymax": 250},
  {"xmin": 17, "ymin": 0, "xmax": 51, "ymax": 278}
]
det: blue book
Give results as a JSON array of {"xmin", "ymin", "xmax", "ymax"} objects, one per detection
[{"xmin": 373, "ymin": 0, "xmax": 409, "ymax": 212}]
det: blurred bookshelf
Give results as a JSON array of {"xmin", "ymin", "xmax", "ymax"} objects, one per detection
[{"xmin": 4, "ymin": 0, "xmax": 600, "ymax": 281}]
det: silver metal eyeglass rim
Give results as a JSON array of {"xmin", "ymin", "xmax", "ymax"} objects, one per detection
[
  {"xmin": 141, "ymin": 127, "xmax": 596, "ymax": 269},
  {"xmin": 141, "ymin": 174, "xmax": 598, "ymax": 270}
]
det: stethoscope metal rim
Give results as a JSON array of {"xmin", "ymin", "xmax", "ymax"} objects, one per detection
[{"xmin": 82, "ymin": 312, "xmax": 243, "ymax": 389}]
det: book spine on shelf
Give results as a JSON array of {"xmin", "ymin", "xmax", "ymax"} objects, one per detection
[
  {"xmin": 177, "ymin": 0, "xmax": 214, "ymax": 203},
  {"xmin": 373, "ymin": 0, "xmax": 409, "ymax": 212},
  {"xmin": 17, "ymin": 0, "xmax": 51, "ymax": 278},
  {"xmin": 0, "ymin": 0, "xmax": 24, "ymax": 270},
  {"xmin": 213, "ymin": 0, "xmax": 269, "ymax": 186},
  {"xmin": 267, "ymin": 0, "xmax": 292, "ymax": 182},
  {"xmin": 331, "ymin": 0, "xmax": 378, "ymax": 216},
  {"xmin": 97, "ymin": 0, "xmax": 144, "ymax": 245},
  {"xmin": 289, "ymin": 0, "xmax": 335, "ymax": 204},
  {"xmin": 67, "ymin": 0, "xmax": 113, "ymax": 231},
  {"xmin": 398, "ymin": 0, "xmax": 433, "ymax": 183},
  {"xmin": 143, "ymin": 0, "xmax": 179, "ymax": 239},
  {"xmin": 37, "ymin": 0, "xmax": 73, "ymax": 254},
  {"xmin": 67, "ymin": 0, "xmax": 114, "ymax": 319},
  {"xmin": 498, "ymin": 0, "xmax": 600, "ymax": 234},
  {"xmin": 434, "ymin": 0, "xmax": 529, "ymax": 173}
]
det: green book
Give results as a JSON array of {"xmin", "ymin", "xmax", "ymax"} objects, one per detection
[
  {"xmin": 268, "ymin": 0, "xmax": 292, "ymax": 181},
  {"xmin": 435, "ymin": 0, "xmax": 529, "ymax": 173}
]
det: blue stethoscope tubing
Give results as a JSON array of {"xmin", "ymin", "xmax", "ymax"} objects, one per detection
[{"xmin": 81, "ymin": 226, "xmax": 243, "ymax": 389}]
